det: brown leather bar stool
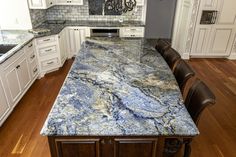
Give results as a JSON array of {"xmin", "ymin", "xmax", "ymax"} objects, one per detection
[
  {"xmin": 173, "ymin": 60, "xmax": 195, "ymax": 93},
  {"xmin": 155, "ymin": 39, "xmax": 171, "ymax": 56},
  {"xmin": 162, "ymin": 48, "xmax": 181, "ymax": 70},
  {"xmin": 164, "ymin": 79, "xmax": 216, "ymax": 157}
]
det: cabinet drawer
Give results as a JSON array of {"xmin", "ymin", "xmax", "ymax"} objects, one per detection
[
  {"xmin": 40, "ymin": 58, "xmax": 59, "ymax": 71},
  {"xmin": 121, "ymin": 27, "xmax": 144, "ymax": 37},
  {"xmin": 28, "ymin": 51, "xmax": 37, "ymax": 63},
  {"xmin": 124, "ymin": 27, "xmax": 144, "ymax": 32},
  {"xmin": 24, "ymin": 41, "xmax": 34, "ymax": 52},
  {"xmin": 31, "ymin": 65, "xmax": 39, "ymax": 78},
  {"xmin": 36, "ymin": 36, "xmax": 56, "ymax": 45},
  {"xmin": 38, "ymin": 45, "xmax": 57, "ymax": 57}
]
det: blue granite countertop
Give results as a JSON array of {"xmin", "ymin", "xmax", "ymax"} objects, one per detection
[
  {"xmin": 33, "ymin": 20, "xmax": 145, "ymax": 37},
  {"xmin": 40, "ymin": 37, "xmax": 199, "ymax": 136},
  {"xmin": 0, "ymin": 30, "xmax": 34, "ymax": 64}
]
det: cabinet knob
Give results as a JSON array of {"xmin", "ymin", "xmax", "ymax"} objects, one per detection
[
  {"xmin": 28, "ymin": 44, "xmax": 33, "ymax": 48},
  {"xmin": 16, "ymin": 65, "xmax": 20, "ymax": 69},
  {"xmin": 31, "ymin": 54, "xmax": 35, "ymax": 59},
  {"xmin": 33, "ymin": 68, "xmax": 38, "ymax": 73}
]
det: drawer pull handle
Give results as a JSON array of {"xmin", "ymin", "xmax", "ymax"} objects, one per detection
[
  {"xmin": 28, "ymin": 44, "xmax": 33, "ymax": 48},
  {"xmin": 16, "ymin": 65, "xmax": 20, "ymax": 69},
  {"xmin": 43, "ymin": 39, "xmax": 51, "ymax": 42},
  {"xmin": 45, "ymin": 49, "xmax": 53, "ymax": 52},
  {"xmin": 31, "ymin": 55, "xmax": 35, "ymax": 59},
  {"xmin": 47, "ymin": 61, "xmax": 54, "ymax": 65},
  {"xmin": 33, "ymin": 68, "xmax": 38, "ymax": 73},
  {"xmin": 131, "ymin": 35, "xmax": 135, "ymax": 37}
]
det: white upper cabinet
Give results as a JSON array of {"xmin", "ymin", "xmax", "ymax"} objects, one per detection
[
  {"xmin": 29, "ymin": 0, "xmax": 83, "ymax": 8},
  {"xmin": 28, "ymin": 0, "xmax": 55, "ymax": 9},
  {"xmin": 136, "ymin": 0, "xmax": 144, "ymax": 6}
]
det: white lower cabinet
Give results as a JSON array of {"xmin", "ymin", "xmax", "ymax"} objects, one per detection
[
  {"xmin": 67, "ymin": 27, "xmax": 87, "ymax": 58},
  {"xmin": 35, "ymin": 35, "xmax": 62, "ymax": 77},
  {"xmin": 3, "ymin": 50, "xmax": 31, "ymax": 105},
  {"xmin": 0, "ymin": 78, "xmax": 10, "ymax": 126},
  {"xmin": 59, "ymin": 30, "xmax": 68, "ymax": 65},
  {"xmin": 0, "ymin": 42, "xmax": 39, "ymax": 126},
  {"xmin": 120, "ymin": 27, "xmax": 145, "ymax": 38}
]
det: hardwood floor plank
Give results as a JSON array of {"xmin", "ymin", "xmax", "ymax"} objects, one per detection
[
  {"xmin": 188, "ymin": 59, "xmax": 236, "ymax": 157},
  {"xmin": 0, "ymin": 59, "xmax": 74, "ymax": 157}
]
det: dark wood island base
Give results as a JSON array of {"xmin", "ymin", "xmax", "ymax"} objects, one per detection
[{"xmin": 48, "ymin": 136, "xmax": 170, "ymax": 157}]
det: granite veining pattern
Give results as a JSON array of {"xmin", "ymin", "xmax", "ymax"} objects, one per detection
[
  {"xmin": 0, "ymin": 30, "xmax": 34, "ymax": 64},
  {"xmin": 41, "ymin": 38, "xmax": 199, "ymax": 136}
]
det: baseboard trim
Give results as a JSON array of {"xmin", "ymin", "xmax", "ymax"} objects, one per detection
[
  {"xmin": 228, "ymin": 53, "xmax": 236, "ymax": 60},
  {"xmin": 182, "ymin": 53, "xmax": 190, "ymax": 60}
]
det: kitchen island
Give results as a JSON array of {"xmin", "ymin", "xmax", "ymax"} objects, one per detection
[{"xmin": 41, "ymin": 38, "xmax": 199, "ymax": 157}]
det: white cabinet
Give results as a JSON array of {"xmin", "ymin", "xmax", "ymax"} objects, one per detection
[
  {"xmin": 29, "ymin": 0, "xmax": 83, "ymax": 9},
  {"xmin": 136, "ymin": 0, "xmax": 144, "ymax": 6},
  {"xmin": 0, "ymin": 78, "xmax": 10, "ymax": 126},
  {"xmin": 0, "ymin": 42, "xmax": 39, "ymax": 126},
  {"xmin": 120, "ymin": 27, "xmax": 145, "ymax": 38},
  {"xmin": 28, "ymin": 0, "xmax": 54, "ymax": 9},
  {"xmin": 3, "ymin": 50, "xmax": 31, "ymax": 106},
  {"xmin": 59, "ymin": 30, "xmax": 68, "ymax": 65},
  {"xmin": 67, "ymin": 27, "xmax": 86, "ymax": 58},
  {"xmin": 25, "ymin": 41, "xmax": 39, "ymax": 80},
  {"xmin": 56, "ymin": 0, "xmax": 83, "ymax": 5},
  {"xmin": 35, "ymin": 33, "xmax": 69, "ymax": 77}
]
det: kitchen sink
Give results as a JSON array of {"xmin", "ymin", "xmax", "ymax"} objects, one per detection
[{"xmin": 0, "ymin": 44, "xmax": 17, "ymax": 56}]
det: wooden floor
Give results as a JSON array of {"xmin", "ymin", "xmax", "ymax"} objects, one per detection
[{"xmin": 0, "ymin": 58, "xmax": 236, "ymax": 157}]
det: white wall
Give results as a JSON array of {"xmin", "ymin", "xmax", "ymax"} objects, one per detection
[{"xmin": 0, "ymin": 0, "xmax": 32, "ymax": 30}]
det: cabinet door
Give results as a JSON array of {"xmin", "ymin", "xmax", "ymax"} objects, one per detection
[
  {"xmin": 46, "ymin": 0, "xmax": 54, "ymax": 8},
  {"xmin": 55, "ymin": 139, "xmax": 100, "ymax": 157},
  {"xmin": 0, "ymin": 79, "xmax": 10, "ymax": 123},
  {"xmin": 59, "ymin": 31, "xmax": 67, "ymax": 64},
  {"xmin": 114, "ymin": 138, "xmax": 158, "ymax": 157},
  {"xmin": 136, "ymin": 0, "xmax": 144, "ymax": 6},
  {"xmin": 68, "ymin": 29, "xmax": 82, "ymax": 57},
  {"xmin": 28, "ymin": 0, "xmax": 44, "ymax": 8},
  {"xmin": 5, "ymin": 68, "xmax": 21, "ymax": 103},
  {"xmin": 17, "ymin": 58, "xmax": 31, "ymax": 90}
]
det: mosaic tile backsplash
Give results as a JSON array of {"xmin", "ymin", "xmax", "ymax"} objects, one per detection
[{"xmin": 30, "ymin": 0, "xmax": 143, "ymax": 28}]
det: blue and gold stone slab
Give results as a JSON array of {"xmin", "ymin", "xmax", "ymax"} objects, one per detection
[{"xmin": 41, "ymin": 38, "xmax": 199, "ymax": 136}]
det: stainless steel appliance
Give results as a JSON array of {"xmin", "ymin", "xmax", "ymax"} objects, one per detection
[{"xmin": 90, "ymin": 28, "xmax": 119, "ymax": 37}]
